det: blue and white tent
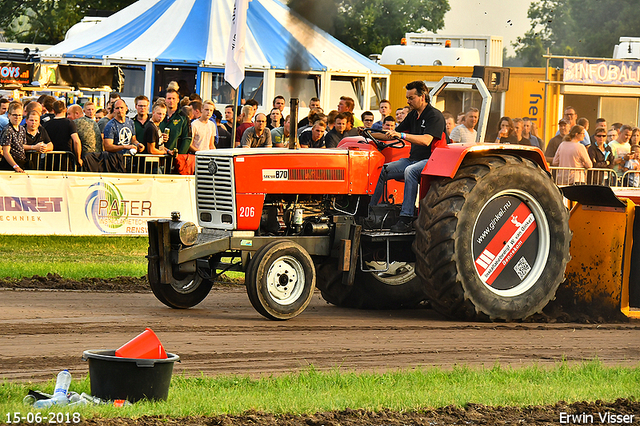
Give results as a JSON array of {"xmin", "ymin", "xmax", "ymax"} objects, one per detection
[{"xmin": 42, "ymin": 0, "xmax": 390, "ymax": 113}]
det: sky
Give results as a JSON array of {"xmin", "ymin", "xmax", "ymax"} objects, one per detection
[{"xmin": 439, "ymin": 0, "xmax": 533, "ymax": 56}]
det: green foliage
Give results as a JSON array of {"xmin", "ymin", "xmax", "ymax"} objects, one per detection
[
  {"xmin": 514, "ymin": 0, "xmax": 640, "ymax": 67},
  {"xmin": 0, "ymin": 0, "xmax": 137, "ymax": 44},
  {"xmin": 0, "ymin": 361, "xmax": 638, "ymax": 418},
  {"xmin": 289, "ymin": 0, "xmax": 450, "ymax": 57}
]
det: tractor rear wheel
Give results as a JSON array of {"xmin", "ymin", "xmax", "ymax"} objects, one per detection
[
  {"xmin": 148, "ymin": 251, "xmax": 214, "ymax": 309},
  {"xmin": 413, "ymin": 154, "xmax": 571, "ymax": 321},
  {"xmin": 246, "ymin": 240, "xmax": 316, "ymax": 320},
  {"xmin": 317, "ymin": 260, "xmax": 426, "ymax": 309}
]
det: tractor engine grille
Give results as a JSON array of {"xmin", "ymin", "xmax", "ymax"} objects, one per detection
[{"xmin": 195, "ymin": 155, "xmax": 235, "ymax": 229}]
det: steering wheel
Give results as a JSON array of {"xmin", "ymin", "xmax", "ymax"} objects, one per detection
[{"xmin": 359, "ymin": 128, "xmax": 406, "ymax": 151}]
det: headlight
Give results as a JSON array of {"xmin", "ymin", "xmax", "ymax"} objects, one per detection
[
  {"xmin": 176, "ymin": 221, "xmax": 198, "ymax": 246},
  {"xmin": 169, "ymin": 211, "xmax": 198, "ymax": 246}
]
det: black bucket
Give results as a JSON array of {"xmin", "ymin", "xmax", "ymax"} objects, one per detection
[{"xmin": 82, "ymin": 349, "xmax": 180, "ymax": 402}]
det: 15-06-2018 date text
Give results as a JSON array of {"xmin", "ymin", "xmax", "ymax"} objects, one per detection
[{"xmin": 5, "ymin": 412, "xmax": 81, "ymax": 424}]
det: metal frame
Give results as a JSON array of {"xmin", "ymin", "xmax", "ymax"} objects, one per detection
[
  {"xmin": 174, "ymin": 233, "xmax": 332, "ymax": 264},
  {"xmin": 429, "ymin": 76, "xmax": 491, "ymax": 143}
]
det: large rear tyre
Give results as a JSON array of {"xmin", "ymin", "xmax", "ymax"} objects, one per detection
[
  {"xmin": 246, "ymin": 240, "xmax": 316, "ymax": 320},
  {"xmin": 413, "ymin": 154, "xmax": 571, "ymax": 321},
  {"xmin": 317, "ymin": 260, "xmax": 426, "ymax": 309},
  {"xmin": 148, "ymin": 251, "xmax": 214, "ymax": 309}
]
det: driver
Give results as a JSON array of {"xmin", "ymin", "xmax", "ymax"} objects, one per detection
[{"xmin": 368, "ymin": 80, "xmax": 446, "ymax": 232}]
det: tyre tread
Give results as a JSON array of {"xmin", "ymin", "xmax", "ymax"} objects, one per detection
[{"xmin": 413, "ymin": 154, "xmax": 571, "ymax": 321}]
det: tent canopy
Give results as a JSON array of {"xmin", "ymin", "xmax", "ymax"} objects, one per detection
[{"xmin": 42, "ymin": 0, "xmax": 389, "ymax": 75}]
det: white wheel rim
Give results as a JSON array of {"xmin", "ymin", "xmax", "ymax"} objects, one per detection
[{"xmin": 265, "ymin": 255, "xmax": 305, "ymax": 305}]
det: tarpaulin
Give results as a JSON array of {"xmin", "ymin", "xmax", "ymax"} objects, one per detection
[{"xmin": 0, "ymin": 62, "xmax": 124, "ymax": 91}]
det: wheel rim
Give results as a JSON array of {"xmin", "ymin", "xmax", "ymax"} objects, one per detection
[
  {"xmin": 365, "ymin": 261, "xmax": 417, "ymax": 285},
  {"xmin": 471, "ymin": 189, "xmax": 550, "ymax": 297},
  {"xmin": 265, "ymin": 255, "xmax": 305, "ymax": 305},
  {"xmin": 170, "ymin": 273, "xmax": 202, "ymax": 294}
]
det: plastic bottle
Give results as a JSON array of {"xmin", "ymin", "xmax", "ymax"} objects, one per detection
[
  {"xmin": 79, "ymin": 392, "xmax": 103, "ymax": 405},
  {"xmin": 33, "ymin": 370, "xmax": 71, "ymax": 409},
  {"xmin": 22, "ymin": 395, "xmax": 36, "ymax": 406},
  {"xmin": 67, "ymin": 394, "xmax": 88, "ymax": 407},
  {"xmin": 52, "ymin": 370, "xmax": 71, "ymax": 402},
  {"xmin": 68, "ymin": 392, "xmax": 82, "ymax": 403}
]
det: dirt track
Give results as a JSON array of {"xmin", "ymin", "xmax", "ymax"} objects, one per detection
[{"xmin": 1, "ymin": 285, "xmax": 639, "ymax": 382}]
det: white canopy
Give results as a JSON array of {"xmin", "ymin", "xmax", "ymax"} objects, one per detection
[{"xmin": 42, "ymin": 0, "xmax": 390, "ymax": 75}]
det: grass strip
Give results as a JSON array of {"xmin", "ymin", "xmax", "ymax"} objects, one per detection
[
  {"xmin": 0, "ymin": 361, "xmax": 638, "ymax": 418},
  {"xmin": 0, "ymin": 235, "xmax": 148, "ymax": 279},
  {"xmin": 0, "ymin": 235, "xmax": 243, "ymax": 281}
]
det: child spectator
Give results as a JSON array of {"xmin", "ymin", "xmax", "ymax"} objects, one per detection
[
  {"xmin": 0, "ymin": 101, "xmax": 27, "ymax": 172},
  {"xmin": 623, "ymin": 145, "xmax": 640, "ymax": 187}
]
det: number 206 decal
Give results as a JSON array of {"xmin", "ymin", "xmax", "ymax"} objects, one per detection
[{"xmin": 239, "ymin": 206, "xmax": 255, "ymax": 217}]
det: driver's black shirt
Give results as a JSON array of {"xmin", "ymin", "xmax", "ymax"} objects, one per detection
[{"xmin": 396, "ymin": 103, "xmax": 445, "ymax": 161}]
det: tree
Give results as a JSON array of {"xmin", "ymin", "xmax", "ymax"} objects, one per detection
[
  {"xmin": 0, "ymin": 0, "xmax": 136, "ymax": 44},
  {"xmin": 514, "ymin": 0, "xmax": 640, "ymax": 67},
  {"xmin": 289, "ymin": 0, "xmax": 450, "ymax": 57}
]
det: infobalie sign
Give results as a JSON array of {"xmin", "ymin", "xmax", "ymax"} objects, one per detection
[{"xmin": 564, "ymin": 58, "xmax": 640, "ymax": 86}]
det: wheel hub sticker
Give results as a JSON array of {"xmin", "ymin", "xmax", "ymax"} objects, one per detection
[{"xmin": 472, "ymin": 196, "xmax": 539, "ymax": 291}]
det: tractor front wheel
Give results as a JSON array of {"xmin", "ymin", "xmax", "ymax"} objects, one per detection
[
  {"xmin": 148, "ymin": 251, "xmax": 214, "ymax": 309},
  {"xmin": 246, "ymin": 240, "xmax": 316, "ymax": 320}
]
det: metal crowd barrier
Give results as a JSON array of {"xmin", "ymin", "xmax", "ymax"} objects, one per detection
[
  {"xmin": 550, "ymin": 167, "xmax": 619, "ymax": 187},
  {"xmin": 20, "ymin": 155, "xmax": 640, "ymax": 182},
  {"xmin": 621, "ymin": 170, "xmax": 640, "ymax": 188},
  {"xmin": 123, "ymin": 153, "xmax": 174, "ymax": 175},
  {"xmin": 25, "ymin": 151, "xmax": 174, "ymax": 175},
  {"xmin": 26, "ymin": 151, "xmax": 78, "ymax": 172}
]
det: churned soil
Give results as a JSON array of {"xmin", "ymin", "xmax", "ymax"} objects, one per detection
[
  {"xmin": 0, "ymin": 276, "xmax": 638, "ymax": 425},
  {"xmin": 0, "ymin": 274, "xmax": 151, "ymax": 292},
  {"xmin": 80, "ymin": 399, "xmax": 640, "ymax": 425}
]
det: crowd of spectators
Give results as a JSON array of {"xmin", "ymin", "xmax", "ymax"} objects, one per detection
[
  {"xmin": 542, "ymin": 106, "xmax": 640, "ymax": 186},
  {"xmin": 1, "ymin": 85, "xmax": 639, "ymax": 186},
  {"xmin": 0, "ymin": 85, "xmax": 392, "ymax": 175}
]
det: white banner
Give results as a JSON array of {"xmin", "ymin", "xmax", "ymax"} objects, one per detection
[
  {"xmin": 0, "ymin": 172, "xmax": 196, "ymax": 236},
  {"xmin": 0, "ymin": 172, "xmax": 68, "ymax": 234},
  {"xmin": 224, "ymin": 0, "xmax": 249, "ymax": 89}
]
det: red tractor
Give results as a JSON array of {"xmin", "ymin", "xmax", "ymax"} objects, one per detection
[{"xmin": 147, "ymin": 126, "xmax": 571, "ymax": 321}]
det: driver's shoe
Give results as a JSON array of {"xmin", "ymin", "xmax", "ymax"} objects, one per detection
[{"xmin": 390, "ymin": 216, "xmax": 414, "ymax": 233}]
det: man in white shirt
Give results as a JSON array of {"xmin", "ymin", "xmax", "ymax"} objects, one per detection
[
  {"xmin": 190, "ymin": 100, "xmax": 217, "ymax": 152},
  {"xmin": 449, "ymin": 108, "xmax": 479, "ymax": 144}
]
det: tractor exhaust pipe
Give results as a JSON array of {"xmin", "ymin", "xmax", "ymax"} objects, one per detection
[{"xmin": 289, "ymin": 98, "xmax": 298, "ymax": 149}]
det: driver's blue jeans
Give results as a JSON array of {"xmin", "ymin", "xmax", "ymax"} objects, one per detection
[{"xmin": 369, "ymin": 157, "xmax": 428, "ymax": 217}]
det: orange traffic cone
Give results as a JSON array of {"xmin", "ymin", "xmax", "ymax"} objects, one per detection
[{"xmin": 115, "ymin": 328, "xmax": 168, "ymax": 359}]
